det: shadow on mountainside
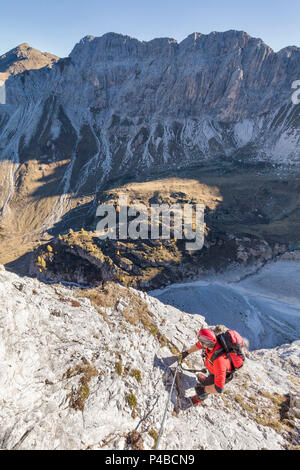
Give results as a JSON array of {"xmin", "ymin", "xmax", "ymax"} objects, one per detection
[
  {"xmin": 154, "ymin": 354, "xmax": 199, "ymax": 410},
  {"xmin": 4, "ymin": 160, "xmax": 300, "ymax": 283}
]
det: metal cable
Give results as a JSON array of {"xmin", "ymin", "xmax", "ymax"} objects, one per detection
[{"xmin": 154, "ymin": 360, "xmax": 181, "ymax": 450}]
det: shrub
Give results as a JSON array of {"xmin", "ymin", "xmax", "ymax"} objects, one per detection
[
  {"xmin": 126, "ymin": 393, "xmax": 137, "ymax": 409},
  {"xmin": 68, "ymin": 362, "xmax": 98, "ymax": 412},
  {"xmin": 130, "ymin": 369, "xmax": 142, "ymax": 383},
  {"xmin": 115, "ymin": 360, "xmax": 122, "ymax": 376},
  {"xmin": 234, "ymin": 394, "xmax": 254, "ymax": 413},
  {"xmin": 37, "ymin": 256, "xmax": 46, "ymax": 269},
  {"xmin": 126, "ymin": 430, "xmax": 144, "ymax": 450},
  {"xmin": 148, "ymin": 429, "xmax": 159, "ymax": 448},
  {"xmin": 169, "ymin": 344, "xmax": 179, "ymax": 355}
]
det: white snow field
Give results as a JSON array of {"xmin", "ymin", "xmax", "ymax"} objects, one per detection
[{"xmin": 151, "ymin": 260, "xmax": 300, "ymax": 350}]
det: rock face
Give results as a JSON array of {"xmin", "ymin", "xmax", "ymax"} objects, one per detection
[
  {"xmin": 0, "ymin": 266, "xmax": 299, "ymax": 450},
  {"xmin": 1, "ymin": 31, "xmax": 300, "ymax": 191},
  {"xmin": 29, "ymin": 222, "xmax": 288, "ymax": 293}
]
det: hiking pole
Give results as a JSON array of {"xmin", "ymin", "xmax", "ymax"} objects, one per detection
[{"xmin": 155, "ymin": 357, "xmax": 181, "ymax": 450}]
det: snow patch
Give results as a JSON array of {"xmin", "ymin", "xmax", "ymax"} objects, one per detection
[{"xmin": 234, "ymin": 119, "xmax": 254, "ymax": 146}]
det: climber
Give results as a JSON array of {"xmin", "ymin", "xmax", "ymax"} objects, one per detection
[{"xmin": 180, "ymin": 328, "xmax": 245, "ymax": 406}]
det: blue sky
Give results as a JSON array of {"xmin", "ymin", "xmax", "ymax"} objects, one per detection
[{"xmin": 1, "ymin": 0, "xmax": 300, "ymax": 57}]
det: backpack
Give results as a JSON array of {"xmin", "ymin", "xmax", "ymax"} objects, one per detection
[{"xmin": 210, "ymin": 330, "xmax": 246, "ymax": 371}]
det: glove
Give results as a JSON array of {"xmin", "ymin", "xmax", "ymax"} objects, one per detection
[{"xmin": 178, "ymin": 351, "xmax": 189, "ymax": 364}]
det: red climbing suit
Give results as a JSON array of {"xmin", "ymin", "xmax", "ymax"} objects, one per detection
[{"xmin": 196, "ymin": 339, "xmax": 232, "ymax": 392}]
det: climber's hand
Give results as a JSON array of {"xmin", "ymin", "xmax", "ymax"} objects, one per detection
[{"xmin": 178, "ymin": 351, "xmax": 189, "ymax": 364}]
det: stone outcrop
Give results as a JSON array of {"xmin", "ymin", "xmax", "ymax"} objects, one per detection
[{"xmin": 0, "ymin": 266, "xmax": 299, "ymax": 450}]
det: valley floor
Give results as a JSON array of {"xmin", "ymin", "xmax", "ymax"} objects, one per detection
[{"xmin": 151, "ymin": 259, "xmax": 300, "ymax": 350}]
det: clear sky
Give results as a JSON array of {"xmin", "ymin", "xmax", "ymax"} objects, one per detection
[{"xmin": 1, "ymin": 0, "xmax": 300, "ymax": 57}]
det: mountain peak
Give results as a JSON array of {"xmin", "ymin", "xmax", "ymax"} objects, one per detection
[
  {"xmin": 16, "ymin": 42, "xmax": 31, "ymax": 50},
  {"xmin": 0, "ymin": 43, "xmax": 59, "ymax": 77},
  {"xmin": 69, "ymin": 29, "xmax": 273, "ymax": 63},
  {"xmin": 178, "ymin": 29, "xmax": 268, "ymax": 54}
]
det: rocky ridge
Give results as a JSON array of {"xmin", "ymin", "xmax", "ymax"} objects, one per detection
[{"xmin": 0, "ymin": 265, "xmax": 299, "ymax": 450}]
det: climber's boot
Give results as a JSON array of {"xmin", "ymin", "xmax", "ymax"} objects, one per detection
[
  {"xmin": 191, "ymin": 385, "xmax": 208, "ymax": 406},
  {"xmin": 190, "ymin": 394, "xmax": 204, "ymax": 406}
]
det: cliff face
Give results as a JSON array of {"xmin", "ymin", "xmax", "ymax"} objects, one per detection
[
  {"xmin": 5, "ymin": 31, "xmax": 300, "ymax": 119},
  {"xmin": 2, "ymin": 31, "xmax": 300, "ymax": 180},
  {"xmin": 64, "ymin": 31, "xmax": 299, "ymax": 122},
  {"xmin": 0, "ymin": 265, "xmax": 299, "ymax": 450}
]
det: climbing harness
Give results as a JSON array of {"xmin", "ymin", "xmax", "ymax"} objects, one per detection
[{"xmin": 155, "ymin": 358, "xmax": 181, "ymax": 450}]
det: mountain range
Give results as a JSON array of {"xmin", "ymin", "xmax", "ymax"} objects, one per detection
[
  {"xmin": 0, "ymin": 31, "xmax": 300, "ymax": 284},
  {"xmin": 0, "ymin": 32, "xmax": 300, "ymax": 451}
]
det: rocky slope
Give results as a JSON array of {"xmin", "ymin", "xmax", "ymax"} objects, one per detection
[
  {"xmin": 26, "ymin": 172, "xmax": 297, "ymax": 290},
  {"xmin": 1, "ymin": 31, "xmax": 300, "ymax": 270},
  {"xmin": 28, "ymin": 214, "xmax": 288, "ymax": 291},
  {"xmin": 0, "ymin": 265, "xmax": 299, "ymax": 450}
]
